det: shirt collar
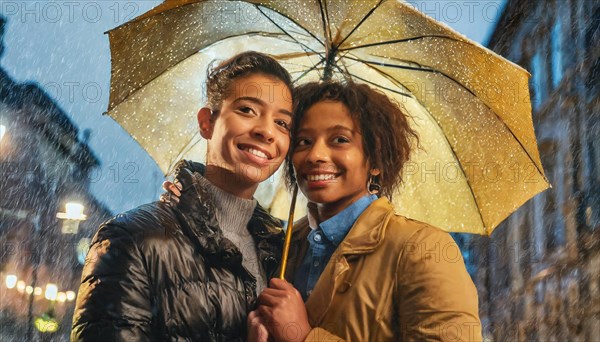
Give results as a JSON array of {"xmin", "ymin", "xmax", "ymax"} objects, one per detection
[{"xmin": 318, "ymin": 194, "xmax": 378, "ymax": 246}]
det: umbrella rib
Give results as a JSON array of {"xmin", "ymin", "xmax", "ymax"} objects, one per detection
[
  {"xmin": 292, "ymin": 59, "xmax": 326, "ymax": 84},
  {"xmin": 338, "ymin": 51, "xmax": 414, "ymax": 98},
  {"xmin": 255, "ymin": 4, "xmax": 325, "ymax": 51},
  {"xmin": 333, "ymin": 53, "xmax": 355, "ymax": 82},
  {"xmin": 337, "ymin": 0, "xmax": 385, "ymax": 48},
  {"xmin": 345, "ymin": 55, "xmax": 437, "ymax": 74},
  {"xmin": 346, "ymin": 72, "xmax": 412, "ymax": 98},
  {"xmin": 400, "ymin": 101, "xmax": 488, "ymax": 231},
  {"xmin": 318, "ymin": 0, "xmax": 336, "ymax": 81},
  {"xmin": 339, "ymin": 34, "xmax": 464, "ymax": 52},
  {"xmin": 347, "ymin": 56, "xmax": 479, "ymax": 98},
  {"xmin": 318, "ymin": 0, "xmax": 332, "ymax": 48},
  {"xmin": 255, "ymin": 5, "xmax": 323, "ymax": 55}
]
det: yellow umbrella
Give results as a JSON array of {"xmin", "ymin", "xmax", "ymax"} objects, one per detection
[{"xmin": 106, "ymin": 0, "xmax": 550, "ymax": 236}]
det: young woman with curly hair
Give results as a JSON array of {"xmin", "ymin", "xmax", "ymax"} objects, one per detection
[{"xmin": 252, "ymin": 81, "xmax": 482, "ymax": 342}]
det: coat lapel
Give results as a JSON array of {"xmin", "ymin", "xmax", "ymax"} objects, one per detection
[{"xmin": 305, "ymin": 249, "xmax": 350, "ymax": 326}]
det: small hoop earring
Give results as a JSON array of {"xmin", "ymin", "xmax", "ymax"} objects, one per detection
[{"xmin": 368, "ymin": 174, "xmax": 381, "ymax": 195}]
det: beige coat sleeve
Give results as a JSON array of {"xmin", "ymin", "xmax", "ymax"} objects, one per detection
[{"xmin": 396, "ymin": 226, "xmax": 482, "ymax": 341}]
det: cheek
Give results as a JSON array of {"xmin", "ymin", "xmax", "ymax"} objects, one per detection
[
  {"xmin": 209, "ymin": 124, "xmax": 230, "ymax": 144},
  {"xmin": 291, "ymin": 153, "xmax": 304, "ymax": 172},
  {"xmin": 278, "ymin": 134, "xmax": 291, "ymax": 154},
  {"xmin": 346, "ymin": 154, "xmax": 370, "ymax": 183},
  {"xmin": 220, "ymin": 116, "xmax": 246, "ymax": 134},
  {"xmin": 358, "ymin": 174, "xmax": 370, "ymax": 187}
]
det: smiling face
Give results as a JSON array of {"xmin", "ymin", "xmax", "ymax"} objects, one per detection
[
  {"xmin": 200, "ymin": 73, "xmax": 292, "ymax": 198},
  {"xmin": 292, "ymin": 100, "xmax": 375, "ymax": 220}
]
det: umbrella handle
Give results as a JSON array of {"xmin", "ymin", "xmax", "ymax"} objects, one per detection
[{"xmin": 279, "ymin": 185, "xmax": 299, "ymax": 280}]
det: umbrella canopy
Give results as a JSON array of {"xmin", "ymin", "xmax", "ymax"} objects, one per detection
[{"xmin": 106, "ymin": 0, "xmax": 550, "ymax": 235}]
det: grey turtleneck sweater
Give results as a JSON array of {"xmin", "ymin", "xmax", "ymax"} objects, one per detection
[{"xmin": 196, "ymin": 176, "xmax": 266, "ymax": 296}]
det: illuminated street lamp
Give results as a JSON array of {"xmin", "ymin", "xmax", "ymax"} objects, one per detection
[
  {"xmin": 65, "ymin": 291, "xmax": 76, "ymax": 302},
  {"xmin": 5, "ymin": 275, "xmax": 17, "ymax": 289},
  {"xmin": 16, "ymin": 281, "xmax": 26, "ymax": 293},
  {"xmin": 57, "ymin": 202, "xmax": 87, "ymax": 220},
  {"xmin": 57, "ymin": 202, "xmax": 87, "ymax": 234},
  {"xmin": 44, "ymin": 284, "xmax": 58, "ymax": 301}
]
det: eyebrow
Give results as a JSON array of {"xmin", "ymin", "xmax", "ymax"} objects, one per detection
[
  {"xmin": 297, "ymin": 125, "xmax": 357, "ymax": 135},
  {"xmin": 233, "ymin": 96, "xmax": 293, "ymax": 117}
]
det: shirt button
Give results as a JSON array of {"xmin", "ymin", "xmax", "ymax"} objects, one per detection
[
  {"xmin": 313, "ymin": 260, "xmax": 320, "ymax": 267},
  {"xmin": 313, "ymin": 233, "xmax": 322, "ymax": 242}
]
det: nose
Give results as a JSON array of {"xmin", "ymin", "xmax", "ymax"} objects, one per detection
[
  {"xmin": 305, "ymin": 139, "xmax": 329, "ymax": 164},
  {"xmin": 252, "ymin": 118, "xmax": 275, "ymax": 143}
]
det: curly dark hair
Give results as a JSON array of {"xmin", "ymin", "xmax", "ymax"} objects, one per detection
[
  {"xmin": 284, "ymin": 81, "xmax": 419, "ymax": 199},
  {"xmin": 205, "ymin": 51, "xmax": 293, "ymax": 116}
]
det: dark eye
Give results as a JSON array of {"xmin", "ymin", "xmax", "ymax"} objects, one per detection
[
  {"xmin": 275, "ymin": 119, "xmax": 290, "ymax": 130},
  {"xmin": 295, "ymin": 138, "xmax": 310, "ymax": 147},
  {"xmin": 333, "ymin": 136, "xmax": 350, "ymax": 144},
  {"xmin": 238, "ymin": 106, "xmax": 256, "ymax": 115}
]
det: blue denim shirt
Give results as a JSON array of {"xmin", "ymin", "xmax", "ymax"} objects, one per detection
[{"xmin": 293, "ymin": 195, "xmax": 378, "ymax": 300}]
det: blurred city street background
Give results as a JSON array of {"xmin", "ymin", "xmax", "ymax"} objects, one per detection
[{"xmin": 1, "ymin": 1, "xmax": 598, "ymax": 340}]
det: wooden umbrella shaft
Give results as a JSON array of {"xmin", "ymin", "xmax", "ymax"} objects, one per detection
[{"xmin": 278, "ymin": 185, "xmax": 299, "ymax": 279}]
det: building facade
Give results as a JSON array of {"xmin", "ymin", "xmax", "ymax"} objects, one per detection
[
  {"xmin": 462, "ymin": 1, "xmax": 600, "ymax": 340},
  {"xmin": 0, "ymin": 16, "xmax": 112, "ymax": 340}
]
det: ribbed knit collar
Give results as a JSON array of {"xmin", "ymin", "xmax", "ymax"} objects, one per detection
[
  {"xmin": 170, "ymin": 160, "xmax": 284, "ymax": 280},
  {"xmin": 195, "ymin": 174, "xmax": 257, "ymax": 235}
]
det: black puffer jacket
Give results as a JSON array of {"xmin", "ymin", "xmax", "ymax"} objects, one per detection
[{"xmin": 71, "ymin": 161, "xmax": 284, "ymax": 341}]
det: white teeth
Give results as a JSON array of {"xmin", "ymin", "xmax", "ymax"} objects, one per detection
[
  {"xmin": 247, "ymin": 148, "xmax": 268, "ymax": 159},
  {"xmin": 308, "ymin": 174, "xmax": 336, "ymax": 181}
]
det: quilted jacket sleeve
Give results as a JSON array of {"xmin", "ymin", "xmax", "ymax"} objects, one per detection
[
  {"xmin": 71, "ymin": 222, "xmax": 153, "ymax": 341},
  {"xmin": 396, "ymin": 226, "xmax": 482, "ymax": 341}
]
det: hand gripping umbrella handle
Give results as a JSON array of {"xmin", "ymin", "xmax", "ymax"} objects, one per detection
[{"xmin": 279, "ymin": 185, "xmax": 299, "ymax": 280}]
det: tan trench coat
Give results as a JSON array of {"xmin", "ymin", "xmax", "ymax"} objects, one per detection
[{"xmin": 284, "ymin": 198, "xmax": 482, "ymax": 341}]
